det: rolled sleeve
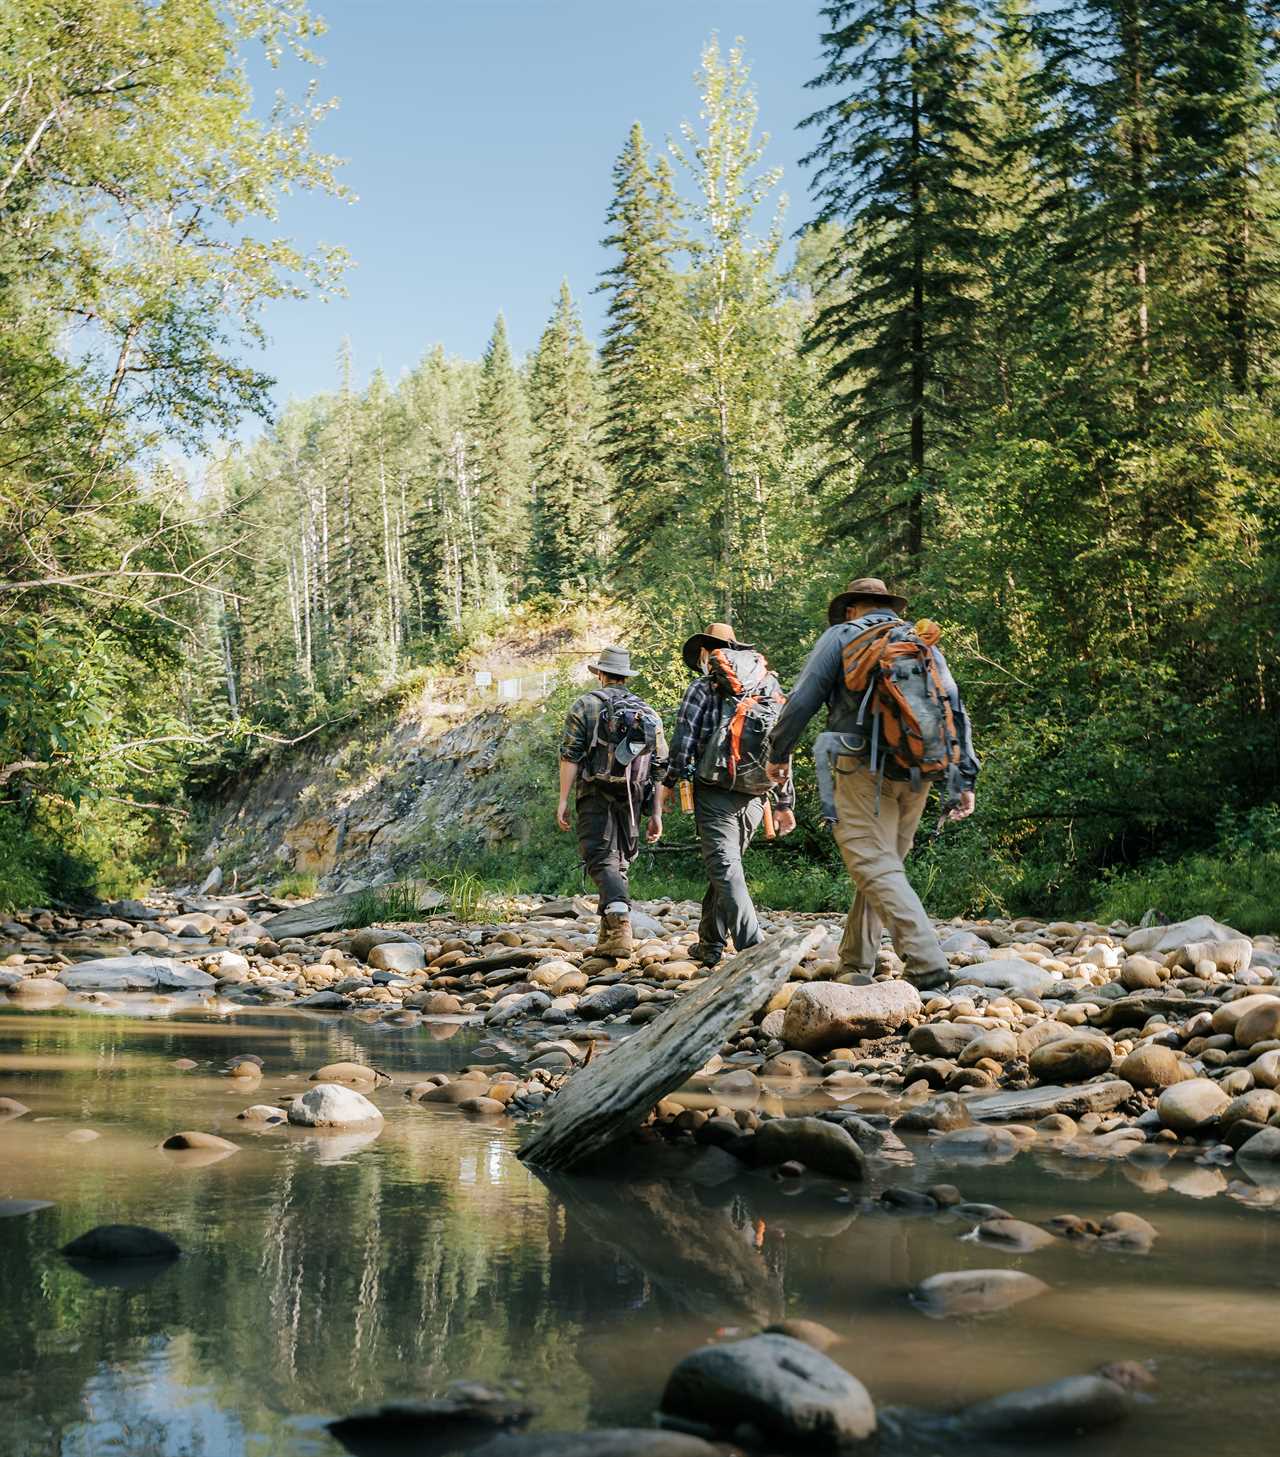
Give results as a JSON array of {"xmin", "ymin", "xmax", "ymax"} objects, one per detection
[{"xmin": 560, "ymin": 696, "xmax": 593, "ymax": 764}]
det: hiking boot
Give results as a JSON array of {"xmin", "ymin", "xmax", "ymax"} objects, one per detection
[
  {"xmin": 689, "ymin": 942, "xmax": 723, "ymax": 969},
  {"xmin": 595, "ymin": 912, "xmax": 634, "ymax": 960},
  {"xmin": 906, "ymin": 967, "xmax": 950, "ymax": 993}
]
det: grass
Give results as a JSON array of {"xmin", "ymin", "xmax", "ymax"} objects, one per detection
[
  {"xmin": 272, "ymin": 871, "xmax": 318, "ymax": 899},
  {"xmin": 1096, "ymin": 848, "xmax": 1280, "ymax": 935}
]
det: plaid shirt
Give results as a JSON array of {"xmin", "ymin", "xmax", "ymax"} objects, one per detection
[{"xmin": 663, "ymin": 675, "xmax": 795, "ymax": 809}]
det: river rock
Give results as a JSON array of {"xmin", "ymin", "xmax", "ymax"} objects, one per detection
[
  {"xmin": 763, "ymin": 1318, "xmax": 844, "ymax": 1352},
  {"xmin": 349, "ymin": 926, "xmax": 419, "ymax": 960},
  {"xmin": 950, "ymin": 958, "xmax": 1057, "ymax": 998},
  {"xmin": 1210, "ymin": 993, "xmax": 1280, "ymax": 1037},
  {"xmin": 0, "ymin": 1199, "xmax": 55, "ymax": 1217},
  {"xmin": 61, "ymin": 1225, "xmax": 181, "ymax": 1262},
  {"xmin": 958, "ymin": 1372, "xmax": 1135, "ymax": 1435},
  {"xmin": 57, "ymin": 956, "xmax": 216, "ymax": 991},
  {"xmin": 1124, "ymin": 915, "xmax": 1243, "ymax": 957},
  {"xmin": 577, "ymin": 984, "xmax": 639, "ymax": 1020},
  {"xmin": 910, "ymin": 1268, "xmax": 1048, "ymax": 1317},
  {"xmin": 1029, "ymin": 1033, "xmax": 1114, "ymax": 1083},
  {"xmin": 894, "ymin": 1092, "xmax": 972, "ymax": 1133},
  {"xmin": 965, "ymin": 1080, "xmax": 1133, "ymax": 1122},
  {"xmin": 237, "ymin": 1105, "xmax": 288, "ymax": 1124},
  {"xmin": 782, "ymin": 981, "xmax": 921, "ymax": 1053},
  {"xmin": 310, "ymin": 1061, "xmax": 384, "ymax": 1087},
  {"xmin": 752, "ymin": 1117, "xmax": 867, "ymax": 1180},
  {"xmin": 660, "ymin": 1333, "xmax": 876, "ymax": 1448},
  {"xmin": 368, "ymin": 940, "xmax": 425, "ymax": 973},
  {"xmin": 1157, "ymin": 1078, "xmax": 1229, "ymax": 1133},
  {"xmin": 161, "ymin": 1131, "xmax": 238, "ymax": 1152},
  {"xmin": 1234, "ymin": 999, "xmax": 1280, "ymax": 1049},
  {"xmin": 289, "ymin": 1084, "xmax": 384, "ymax": 1127},
  {"xmin": 1249, "ymin": 1049, "xmax": 1280, "ymax": 1088},
  {"xmin": 1222, "ymin": 1089, "xmax": 1280, "ymax": 1129},
  {"xmin": 974, "ymin": 1218, "xmax": 1057, "ymax": 1252},
  {"xmin": 1117, "ymin": 1043, "xmax": 1186, "ymax": 1089},
  {"xmin": 0, "ymin": 1096, "xmax": 31, "ymax": 1119},
  {"xmin": 959, "ymin": 1028, "xmax": 1019, "ymax": 1066},
  {"xmin": 1237, "ymin": 1126, "xmax": 1280, "ymax": 1162},
  {"xmin": 908, "ymin": 1022, "xmax": 979, "ymax": 1058}
]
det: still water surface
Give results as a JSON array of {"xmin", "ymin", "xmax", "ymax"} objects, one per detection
[{"xmin": 1, "ymin": 1004, "xmax": 1278, "ymax": 1456}]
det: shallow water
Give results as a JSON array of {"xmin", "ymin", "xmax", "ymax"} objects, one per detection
[{"xmin": 1, "ymin": 1004, "xmax": 1278, "ymax": 1457}]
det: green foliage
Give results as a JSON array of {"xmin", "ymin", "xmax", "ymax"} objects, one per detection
[
  {"xmin": 273, "ymin": 871, "xmax": 319, "ymax": 899},
  {"xmin": 1096, "ymin": 807, "xmax": 1280, "ymax": 934}
]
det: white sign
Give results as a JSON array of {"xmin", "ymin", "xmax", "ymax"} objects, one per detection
[
  {"xmin": 499, "ymin": 678, "xmax": 521, "ymax": 700},
  {"xmin": 473, "ymin": 671, "xmax": 492, "ymax": 688}
]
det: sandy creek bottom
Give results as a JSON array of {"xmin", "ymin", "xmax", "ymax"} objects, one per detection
[{"xmin": 0, "ymin": 1003, "xmax": 1277, "ymax": 1457}]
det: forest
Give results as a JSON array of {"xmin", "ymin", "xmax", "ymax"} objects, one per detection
[{"xmin": 3, "ymin": 0, "xmax": 1279, "ymax": 925}]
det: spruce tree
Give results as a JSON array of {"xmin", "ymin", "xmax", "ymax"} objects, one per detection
[
  {"xmin": 597, "ymin": 123, "xmax": 687, "ymax": 588},
  {"xmin": 802, "ymin": 0, "xmax": 988, "ymax": 562},
  {"xmin": 470, "ymin": 312, "xmax": 533, "ymax": 602},
  {"xmin": 528, "ymin": 281, "xmax": 610, "ymax": 594}
]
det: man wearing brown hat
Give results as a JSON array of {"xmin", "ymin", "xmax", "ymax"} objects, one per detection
[
  {"xmin": 766, "ymin": 580, "xmax": 979, "ymax": 991},
  {"xmin": 558, "ymin": 646, "xmax": 667, "ymax": 958},
  {"xmin": 659, "ymin": 623, "xmax": 795, "ymax": 968}
]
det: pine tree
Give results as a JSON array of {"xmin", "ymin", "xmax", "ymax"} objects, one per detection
[
  {"xmin": 528, "ymin": 281, "xmax": 610, "ymax": 594},
  {"xmin": 597, "ymin": 123, "xmax": 688, "ymax": 588},
  {"xmin": 470, "ymin": 312, "xmax": 533, "ymax": 604},
  {"xmin": 671, "ymin": 36, "xmax": 788, "ymax": 622},
  {"xmin": 803, "ymin": 0, "xmax": 988, "ymax": 562}
]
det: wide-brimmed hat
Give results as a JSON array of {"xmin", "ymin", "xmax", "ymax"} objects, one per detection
[
  {"xmin": 681, "ymin": 621, "xmax": 755, "ymax": 674},
  {"xmin": 586, "ymin": 645, "xmax": 637, "ymax": 678},
  {"xmin": 826, "ymin": 576, "xmax": 908, "ymax": 625}
]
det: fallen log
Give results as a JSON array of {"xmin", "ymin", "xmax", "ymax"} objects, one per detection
[
  {"xmin": 261, "ymin": 883, "xmax": 446, "ymax": 938},
  {"xmin": 518, "ymin": 924, "xmax": 823, "ymax": 1172}
]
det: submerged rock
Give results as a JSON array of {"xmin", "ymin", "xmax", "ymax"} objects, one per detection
[
  {"xmin": 752, "ymin": 1117, "xmax": 867, "ymax": 1180},
  {"xmin": 61, "ymin": 1225, "xmax": 181, "ymax": 1261},
  {"xmin": 471, "ymin": 1434, "xmax": 719, "ymax": 1457},
  {"xmin": 958, "ymin": 1372, "xmax": 1140, "ymax": 1435},
  {"xmin": 910, "ymin": 1269, "xmax": 1048, "ymax": 1317},
  {"xmin": 661, "ymin": 1332, "xmax": 876, "ymax": 1448}
]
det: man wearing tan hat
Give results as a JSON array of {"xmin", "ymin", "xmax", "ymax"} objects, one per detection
[
  {"xmin": 659, "ymin": 623, "xmax": 795, "ymax": 968},
  {"xmin": 766, "ymin": 579, "xmax": 979, "ymax": 991},
  {"xmin": 558, "ymin": 646, "xmax": 667, "ymax": 958}
]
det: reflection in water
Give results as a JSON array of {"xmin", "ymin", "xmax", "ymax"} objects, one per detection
[{"xmin": 0, "ymin": 1007, "xmax": 1278, "ymax": 1456}]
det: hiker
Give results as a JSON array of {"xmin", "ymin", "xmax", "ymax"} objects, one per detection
[
  {"xmin": 557, "ymin": 645, "xmax": 667, "ymax": 959},
  {"xmin": 660, "ymin": 623, "xmax": 795, "ymax": 969},
  {"xmin": 766, "ymin": 578, "xmax": 979, "ymax": 992}
]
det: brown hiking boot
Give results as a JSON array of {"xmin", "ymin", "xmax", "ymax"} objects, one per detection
[{"xmin": 594, "ymin": 912, "xmax": 634, "ymax": 959}]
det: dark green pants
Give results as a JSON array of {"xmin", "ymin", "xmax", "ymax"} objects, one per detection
[
  {"xmin": 693, "ymin": 783, "xmax": 764, "ymax": 955},
  {"xmin": 576, "ymin": 784, "xmax": 638, "ymax": 912}
]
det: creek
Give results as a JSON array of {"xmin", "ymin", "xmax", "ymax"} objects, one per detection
[{"xmin": 1, "ymin": 1003, "xmax": 1278, "ymax": 1456}]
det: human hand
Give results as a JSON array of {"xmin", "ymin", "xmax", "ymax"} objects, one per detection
[
  {"xmin": 948, "ymin": 790, "xmax": 975, "ymax": 822},
  {"xmin": 765, "ymin": 761, "xmax": 789, "ymax": 786},
  {"xmin": 773, "ymin": 809, "xmax": 796, "ymax": 837},
  {"xmin": 646, "ymin": 815, "xmax": 663, "ymax": 845},
  {"xmin": 556, "ymin": 801, "xmax": 571, "ymax": 832}
]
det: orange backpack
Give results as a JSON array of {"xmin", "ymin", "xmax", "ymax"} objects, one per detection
[{"xmin": 840, "ymin": 617, "xmax": 961, "ymax": 789}]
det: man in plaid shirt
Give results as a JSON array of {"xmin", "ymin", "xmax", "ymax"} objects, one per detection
[{"xmin": 660, "ymin": 622, "xmax": 795, "ymax": 968}]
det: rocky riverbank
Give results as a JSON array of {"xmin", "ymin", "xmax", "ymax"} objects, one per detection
[{"xmin": 3, "ymin": 891, "xmax": 1278, "ymax": 1200}]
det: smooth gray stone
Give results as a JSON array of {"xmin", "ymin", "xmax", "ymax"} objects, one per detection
[{"xmin": 966, "ymin": 1080, "xmax": 1134, "ymax": 1122}]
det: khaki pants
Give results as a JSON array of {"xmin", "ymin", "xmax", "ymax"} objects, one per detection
[{"xmin": 832, "ymin": 761, "xmax": 945, "ymax": 977}]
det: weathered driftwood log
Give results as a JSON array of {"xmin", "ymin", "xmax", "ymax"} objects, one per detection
[
  {"xmin": 262, "ymin": 883, "xmax": 445, "ymax": 938},
  {"xmin": 518, "ymin": 924, "xmax": 823, "ymax": 1172}
]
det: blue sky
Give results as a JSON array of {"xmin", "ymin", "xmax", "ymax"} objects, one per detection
[{"xmin": 249, "ymin": 1, "xmax": 824, "ymax": 414}]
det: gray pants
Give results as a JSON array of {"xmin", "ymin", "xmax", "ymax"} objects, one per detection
[{"xmin": 693, "ymin": 784, "xmax": 764, "ymax": 956}]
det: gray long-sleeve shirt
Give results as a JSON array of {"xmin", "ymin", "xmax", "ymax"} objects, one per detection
[{"xmin": 768, "ymin": 612, "xmax": 980, "ymax": 787}]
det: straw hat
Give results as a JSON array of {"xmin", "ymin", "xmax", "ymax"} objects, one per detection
[{"xmin": 681, "ymin": 622, "xmax": 754, "ymax": 673}]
